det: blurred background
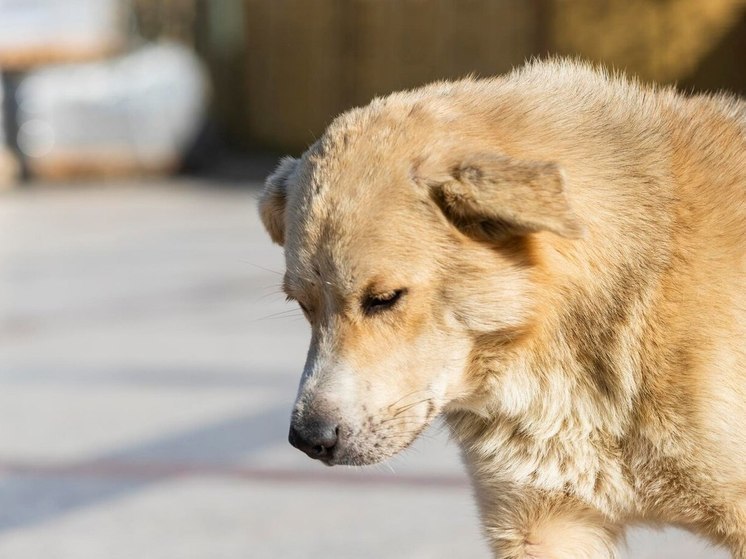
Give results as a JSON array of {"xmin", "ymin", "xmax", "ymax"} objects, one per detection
[{"xmin": 0, "ymin": 1, "xmax": 743, "ymax": 557}]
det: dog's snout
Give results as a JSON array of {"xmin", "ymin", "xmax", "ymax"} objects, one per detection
[{"xmin": 288, "ymin": 418, "xmax": 339, "ymax": 461}]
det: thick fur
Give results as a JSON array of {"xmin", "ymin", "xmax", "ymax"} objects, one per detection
[{"xmin": 259, "ymin": 59, "xmax": 746, "ymax": 558}]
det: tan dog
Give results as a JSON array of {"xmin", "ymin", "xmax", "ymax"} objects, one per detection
[{"xmin": 258, "ymin": 59, "xmax": 745, "ymax": 559}]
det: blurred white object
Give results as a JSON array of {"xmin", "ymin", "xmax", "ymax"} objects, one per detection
[
  {"xmin": 15, "ymin": 42, "xmax": 208, "ymax": 179},
  {"xmin": 0, "ymin": 0, "xmax": 125, "ymax": 68}
]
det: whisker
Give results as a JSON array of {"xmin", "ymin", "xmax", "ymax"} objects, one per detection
[
  {"xmin": 377, "ymin": 427, "xmax": 435, "ymax": 438},
  {"xmin": 256, "ymin": 287, "xmax": 286, "ymax": 300},
  {"xmin": 377, "ymin": 415, "xmax": 423, "ymax": 424},
  {"xmin": 245, "ymin": 262, "xmax": 283, "ymax": 275},
  {"xmin": 254, "ymin": 309, "xmax": 304, "ymax": 321},
  {"xmin": 376, "ymin": 433, "xmax": 433, "ymax": 444},
  {"xmin": 386, "ymin": 389, "xmax": 431, "ymax": 411},
  {"xmin": 381, "ymin": 461, "xmax": 396, "ymax": 474},
  {"xmin": 392, "ymin": 398, "xmax": 431, "ymax": 417}
]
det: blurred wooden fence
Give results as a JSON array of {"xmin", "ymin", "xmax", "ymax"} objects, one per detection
[
  {"xmin": 137, "ymin": 0, "xmax": 746, "ymax": 152},
  {"xmin": 243, "ymin": 0, "xmax": 546, "ymax": 151}
]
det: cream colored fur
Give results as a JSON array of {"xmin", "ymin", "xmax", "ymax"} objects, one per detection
[{"xmin": 258, "ymin": 59, "xmax": 746, "ymax": 558}]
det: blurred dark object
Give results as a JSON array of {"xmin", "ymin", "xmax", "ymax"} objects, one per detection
[
  {"xmin": 132, "ymin": 0, "xmax": 198, "ymax": 45},
  {"xmin": 0, "ymin": 76, "xmax": 20, "ymax": 187},
  {"xmin": 551, "ymin": 0, "xmax": 745, "ymax": 87},
  {"xmin": 179, "ymin": 119, "xmax": 279, "ymax": 182},
  {"xmin": 679, "ymin": 6, "xmax": 746, "ymax": 96}
]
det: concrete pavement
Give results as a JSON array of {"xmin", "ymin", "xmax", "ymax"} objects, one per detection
[{"xmin": 0, "ymin": 180, "xmax": 730, "ymax": 558}]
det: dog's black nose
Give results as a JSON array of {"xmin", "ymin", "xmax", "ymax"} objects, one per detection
[{"xmin": 288, "ymin": 419, "xmax": 338, "ymax": 460}]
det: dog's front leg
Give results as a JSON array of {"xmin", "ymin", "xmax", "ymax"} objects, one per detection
[{"xmin": 479, "ymin": 489, "xmax": 622, "ymax": 559}]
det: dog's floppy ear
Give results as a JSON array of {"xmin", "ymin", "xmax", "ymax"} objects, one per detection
[
  {"xmin": 259, "ymin": 156, "xmax": 299, "ymax": 246},
  {"xmin": 419, "ymin": 153, "xmax": 584, "ymax": 240}
]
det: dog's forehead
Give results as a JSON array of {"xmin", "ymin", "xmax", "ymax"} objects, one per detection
[
  {"xmin": 284, "ymin": 218, "xmax": 416, "ymax": 291},
  {"xmin": 286, "ymin": 153, "xmax": 424, "ymax": 252},
  {"xmin": 281, "ymin": 103, "xmax": 451, "ymax": 292},
  {"xmin": 283, "ymin": 188, "xmax": 438, "ymax": 296}
]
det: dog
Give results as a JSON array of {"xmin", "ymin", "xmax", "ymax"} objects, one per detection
[{"xmin": 258, "ymin": 59, "xmax": 745, "ymax": 559}]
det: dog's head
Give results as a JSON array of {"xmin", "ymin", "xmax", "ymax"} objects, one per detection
[{"xmin": 258, "ymin": 101, "xmax": 583, "ymax": 465}]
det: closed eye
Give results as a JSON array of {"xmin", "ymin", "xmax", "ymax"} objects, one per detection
[{"xmin": 362, "ymin": 289, "xmax": 406, "ymax": 315}]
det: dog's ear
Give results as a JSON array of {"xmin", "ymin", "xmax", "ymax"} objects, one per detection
[
  {"xmin": 418, "ymin": 153, "xmax": 584, "ymax": 240},
  {"xmin": 259, "ymin": 156, "xmax": 299, "ymax": 246}
]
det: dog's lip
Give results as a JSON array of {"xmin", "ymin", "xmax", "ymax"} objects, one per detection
[{"xmin": 321, "ymin": 452, "xmax": 358, "ymax": 467}]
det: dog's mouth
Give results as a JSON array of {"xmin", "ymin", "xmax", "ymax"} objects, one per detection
[{"xmin": 289, "ymin": 399, "xmax": 438, "ymax": 466}]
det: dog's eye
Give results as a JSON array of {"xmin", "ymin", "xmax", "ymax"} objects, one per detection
[{"xmin": 363, "ymin": 289, "xmax": 405, "ymax": 315}]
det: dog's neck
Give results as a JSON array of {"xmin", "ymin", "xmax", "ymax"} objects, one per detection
[
  {"xmin": 441, "ymin": 270, "xmax": 668, "ymax": 517},
  {"xmin": 442, "ymin": 312, "xmax": 642, "ymax": 517}
]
